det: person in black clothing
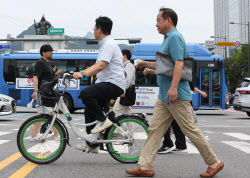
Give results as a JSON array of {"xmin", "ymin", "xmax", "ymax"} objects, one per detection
[
  {"xmin": 158, "ymin": 82, "xmax": 208, "ymax": 153},
  {"xmin": 30, "ymin": 44, "xmax": 63, "ymax": 142}
]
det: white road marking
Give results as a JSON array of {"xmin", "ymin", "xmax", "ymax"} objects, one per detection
[
  {"xmin": 186, "ymin": 142, "xmax": 199, "ymax": 154},
  {"xmin": 0, "ymin": 140, "xmax": 11, "ymax": 145},
  {"xmin": 0, "ymin": 124, "xmax": 20, "ymax": 127},
  {"xmin": 222, "ymin": 141, "xmax": 250, "ymax": 154},
  {"xmin": 0, "ymin": 132, "xmax": 12, "ymax": 137},
  {"xmin": 199, "ymin": 125, "xmax": 250, "ymax": 128},
  {"xmin": 203, "ymin": 131, "xmax": 214, "ymax": 134},
  {"xmin": 223, "ymin": 133, "xmax": 250, "ymax": 140}
]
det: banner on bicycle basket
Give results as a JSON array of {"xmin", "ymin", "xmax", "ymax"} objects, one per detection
[{"xmin": 16, "ymin": 78, "xmax": 80, "ymax": 90}]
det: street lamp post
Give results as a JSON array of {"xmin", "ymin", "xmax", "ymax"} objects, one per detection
[
  {"xmin": 230, "ymin": 21, "xmax": 250, "ymax": 77},
  {"xmin": 210, "ymin": 35, "xmax": 227, "ymax": 59}
]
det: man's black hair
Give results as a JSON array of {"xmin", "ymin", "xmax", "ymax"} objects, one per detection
[
  {"xmin": 40, "ymin": 44, "xmax": 53, "ymax": 56},
  {"xmin": 122, "ymin": 49, "xmax": 132, "ymax": 60},
  {"xmin": 95, "ymin": 16, "xmax": 113, "ymax": 35},
  {"xmin": 159, "ymin": 8, "xmax": 178, "ymax": 27}
]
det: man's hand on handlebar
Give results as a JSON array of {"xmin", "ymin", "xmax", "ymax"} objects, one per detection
[
  {"xmin": 73, "ymin": 72, "xmax": 83, "ymax": 79},
  {"xmin": 55, "ymin": 70, "xmax": 64, "ymax": 76}
]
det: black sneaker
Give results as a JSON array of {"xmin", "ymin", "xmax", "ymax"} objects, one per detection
[
  {"xmin": 171, "ymin": 148, "xmax": 188, "ymax": 153},
  {"xmin": 158, "ymin": 145, "xmax": 176, "ymax": 154}
]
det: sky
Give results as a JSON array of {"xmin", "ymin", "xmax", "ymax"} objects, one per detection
[{"xmin": 0, "ymin": 0, "xmax": 214, "ymax": 44}]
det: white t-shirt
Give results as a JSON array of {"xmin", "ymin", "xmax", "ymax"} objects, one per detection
[{"xmin": 96, "ymin": 35, "xmax": 126, "ymax": 91}]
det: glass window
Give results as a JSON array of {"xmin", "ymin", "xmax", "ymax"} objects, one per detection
[
  {"xmin": 79, "ymin": 59, "xmax": 96, "ymax": 85},
  {"xmin": 238, "ymin": 81, "xmax": 250, "ymax": 88},
  {"xmin": 53, "ymin": 59, "xmax": 77, "ymax": 74},
  {"xmin": 16, "ymin": 60, "xmax": 37, "ymax": 78},
  {"xmin": 136, "ymin": 67, "xmax": 157, "ymax": 86},
  {"xmin": 3, "ymin": 59, "xmax": 16, "ymax": 84}
]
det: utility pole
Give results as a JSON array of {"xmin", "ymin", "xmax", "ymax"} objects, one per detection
[{"xmin": 248, "ymin": 21, "xmax": 250, "ymax": 77}]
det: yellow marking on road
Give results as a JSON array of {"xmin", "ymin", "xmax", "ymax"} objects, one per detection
[
  {"xmin": 9, "ymin": 152, "xmax": 51, "ymax": 178},
  {"xmin": 0, "ymin": 152, "xmax": 22, "ymax": 171}
]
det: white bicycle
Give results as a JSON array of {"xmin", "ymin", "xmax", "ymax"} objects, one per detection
[{"xmin": 17, "ymin": 72, "xmax": 149, "ymax": 164}]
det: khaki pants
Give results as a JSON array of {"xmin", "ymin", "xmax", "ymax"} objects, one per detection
[
  {"xmin": 113, "ymin": 97, "xmax": 131, "ymax": 117},
  {"xmin": 138, "ymin": 99, "xmax": 217, "ymax": 170}
]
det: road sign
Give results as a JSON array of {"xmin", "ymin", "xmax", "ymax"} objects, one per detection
[
  {"xmin": 234, "ymin": 41, "xmax": 240, "ymax": 48},
  {"xmin": 0, "ymin": 45, "xmax": 11, "ymax": 49},
  {"xmin": 48, "ymin": 28, "xmax": 64, "ymax": 34},
  {"xmin": 217, "ymin": 42, "xmax": 234, "ymax": 46}
]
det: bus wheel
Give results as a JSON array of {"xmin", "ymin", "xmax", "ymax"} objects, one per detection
[
  {"xmin": 247, "ymin": 112, "xmax": 250, "ymax": 117},
  {"xmin": 63, "ymin": 94, "xmax": 74, "ymax": 113}
]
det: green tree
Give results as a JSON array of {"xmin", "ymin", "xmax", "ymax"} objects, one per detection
[{"xmin": 225, "ymin": 45, "xmax": 249, "ymax": 93}]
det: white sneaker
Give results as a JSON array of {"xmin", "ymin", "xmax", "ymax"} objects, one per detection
[
  {"xmin": 75, "ymin": 143, "xmax": 99, "ymax": 154},
  {"xmin": 54, "ymin": 136, "xmax": 60, "ymax": 142},
  {"xmin": 91, "ymin": 119, "xmax": 113, "ymax": 134},
  {"xmin": 30, "ymin": 135, "xmax": 39, "ymax": 142}
]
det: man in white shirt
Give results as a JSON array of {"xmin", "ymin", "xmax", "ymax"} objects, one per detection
[
  {"xmin": 111, "ymin": 49, "xmax": 136, "ymax": 116},
  {"xmin": 73, "ymin": 16, "xmax": 125, "ymax": 153}
]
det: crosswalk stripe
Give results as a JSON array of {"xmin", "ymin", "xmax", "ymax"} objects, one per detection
[
  {"xmin": 186, "ymin": 142, "xmax": 199, "ymax": 154},
  {"xmin": 0, "ymin": 152, "xmax": 22, "ymax": 171},
  {"xmin": 203, "ymin": 131, "xmax": 214, "ymax": 134},
  {"xmin": 173, "ymin": 136, "xmax": 199, "ymax": 154},
  {"xmin": 9, "ymin": 152, "xmax": 51, "ymax": 178},
  {"xmin": 0, "ymin": 113, "xmax": 33, "ymax": 118},
  {"xmin": 0, "ymin": 132, "xmax": 12, "ymax": 137},
  {"xmin": 222, "ymin": 141, "xmax": 250, "ymax": 154},
  {"xmin": 0, "ymin": 140, "xmax": 11, "ymax": 145},
  {"xmin": 223, "ymin": 133, "xmax": 250, "ymax": 140}
]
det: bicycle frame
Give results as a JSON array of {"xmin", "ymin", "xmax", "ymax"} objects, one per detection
[{"xmin": 41, "ymin": 73, "xmax": 131, "ymax": 145}]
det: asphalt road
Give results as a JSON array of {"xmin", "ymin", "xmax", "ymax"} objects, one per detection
[{"xmin": 0, "ymin": 107, "xmax": 250, "ymax": 178}]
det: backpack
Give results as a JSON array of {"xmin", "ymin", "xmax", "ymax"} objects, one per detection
[
  {"xmin": 120, "ymin": 84, "xmax": 136, "ymax": 106},
  {"xmin": 39, "ymin": 76, "xmax": 58, "ymax": 96}
]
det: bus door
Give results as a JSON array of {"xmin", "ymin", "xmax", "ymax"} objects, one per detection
[{"xmin": 200, "ymin": 68, "xmax": 221, "ymax": 108}]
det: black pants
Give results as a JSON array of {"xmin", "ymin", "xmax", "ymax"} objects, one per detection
[
  {"xmin": 80, "ymin": 82, "xmax": 124, "ymax": 134},
  {"xmin": 162, "ymin": 119, "xmax": 187, "ymax": 150}
]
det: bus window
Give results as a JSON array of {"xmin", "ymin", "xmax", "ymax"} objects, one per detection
[
  {"xmin": 79, "ymin": 60, "xmax": 96, "ymax": 85},
  {"xmin": 3, "ymin": 59, "xmax": 16, "ymax": 84},
  {"xmin": 136, "ymin": 67, "xmax": 157, "ymax": 86},
  {"xmin": 53, "ymin": 59, "xmax": 77, "ymax": 75},
  {"xmin": 16, "ymin": 60, "xmax": 37, "ymax": 78}
]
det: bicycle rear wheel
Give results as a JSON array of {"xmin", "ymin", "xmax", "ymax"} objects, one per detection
[
  {"xmin": 17, "ymin": 115, "xmax": 66, "ymax": 164},
  {"xmin": 104, "ymin": 115, "xmax": 149, "ymax": 163}
]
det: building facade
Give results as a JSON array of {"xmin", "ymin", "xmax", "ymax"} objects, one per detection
[{"xmin": 214, "ymin": 0, "xmax": 249, "ymax": 58}]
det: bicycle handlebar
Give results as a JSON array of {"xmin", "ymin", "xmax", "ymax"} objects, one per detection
[{"xmin": 61, "ymin": 72, "xmax": 74, "ymax": 93}]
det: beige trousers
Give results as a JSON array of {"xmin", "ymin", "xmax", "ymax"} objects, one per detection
[
  {"xmin": 138, "ymin": 99, "xmax": 217, "ymax": 169},
  {"xmin": 113, "ymin": 97, "xmax": 131, "ymax": 117}
]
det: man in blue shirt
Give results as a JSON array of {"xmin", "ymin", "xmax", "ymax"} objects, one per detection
[{"xmin": 126, "ymin": 8, "xmax": 224, "ymax": 177}]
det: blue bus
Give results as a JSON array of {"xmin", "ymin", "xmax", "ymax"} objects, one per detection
[
  {"xmin": 0, "ymin": 44, "xmax": 229, "ymax": 111},
  {"xmin": 132, "ymin": 43, "xmax": 229, "ymax": 110},
  {"xmin": 0, "ymin": 49, "xmax": 98, "ymax": 112}
]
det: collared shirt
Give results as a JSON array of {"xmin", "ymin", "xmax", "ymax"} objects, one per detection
[
  {"xmin": 123, "ymin": 61, "xmax": 135, "ymax": 89},
  {"xmin": 157, "ymin": 28, "xmax": 192, "ymax": 101},
  {"xmin": 96, "ymin": 35, "xmax": 126, "ymax": 91}
]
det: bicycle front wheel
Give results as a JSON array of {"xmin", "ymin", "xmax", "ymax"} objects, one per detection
[
  {"xmin": 104, "ymin": 115, "xmax": 149, "ymax": 163},
  {"xmin": 17, "ymin": 115, "xmax": 66, "ymax": 164}
]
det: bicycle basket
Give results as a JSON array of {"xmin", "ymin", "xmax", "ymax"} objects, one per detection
[{"xmin": 40, "ymin": 94, "xmax": 59, "ymax": 107}]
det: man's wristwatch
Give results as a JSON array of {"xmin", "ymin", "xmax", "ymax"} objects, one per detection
[{"xmin": 81, "ymin": 72, "xmax": 86, "ymax": 78}]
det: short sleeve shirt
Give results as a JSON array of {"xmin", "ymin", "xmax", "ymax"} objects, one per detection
[
  {"xmin": 157, "ymin": 29, "xmax": 192, "ymax": 101},
  {"xmin": 34, "ymin": 58, "xmax": 55, "ymax": 89},
  {"xmin": 96, "ymin": 35, "xmax": 126, "ymax": 91}
]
